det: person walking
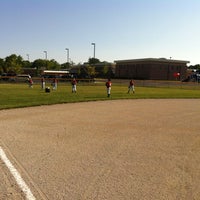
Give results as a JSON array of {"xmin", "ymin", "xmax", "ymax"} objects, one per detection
[
  {"xmin": 28, "ymin": 77, "xmax": 33, "ymax": 88},
  {"xmin": 105, "ymin": 78, "xmax": 112, "ymax": 97},
  {"xmin": 71, "ymin": 78, "xmax": 77, "ymax": 93},
  {"xmin": 128, "ymin": 79, "xmax": 135, "ymax": 94}
]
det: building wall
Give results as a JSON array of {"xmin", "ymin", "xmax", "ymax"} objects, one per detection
[
  {"xmin": 115, "ymin": 62, "xmax": 150, "ymax": 79},
  {"xmin": 115, "ymin": 59, "xmax": 188, "ymax": 80}
]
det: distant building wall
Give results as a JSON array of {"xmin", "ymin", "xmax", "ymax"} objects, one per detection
[{"xmin": 115, "ymin": 58, "xmax": 189, "ymax": 80}]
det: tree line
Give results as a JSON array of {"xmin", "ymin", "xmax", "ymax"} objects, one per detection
[
  {"xmin": 0, "ymin": 54, "xmax": 114, "ymax": 78},
  {"xmin": 188, "ymin": 64, "xmax": 200, "ymax": 70},
  {"xmin": 0, "ymin": 54, "xmax": 61, "ymax": 74}
]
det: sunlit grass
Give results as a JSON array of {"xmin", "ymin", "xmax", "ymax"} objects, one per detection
[{"xmin": 0, "ymin": 83, "xmax": 200, "ymax": 109}]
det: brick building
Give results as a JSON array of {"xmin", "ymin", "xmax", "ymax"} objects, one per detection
[{"xmin": 115, "ymin": 58, "xmax": 189, "ymax": 80}]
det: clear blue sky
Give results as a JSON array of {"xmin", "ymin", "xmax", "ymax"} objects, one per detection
[{"xmin": 0, "ymin": 0, "xmax": 200, "ymax": 65}]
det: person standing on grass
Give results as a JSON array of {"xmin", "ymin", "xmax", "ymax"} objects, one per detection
[
  {"xmin": 71, "ymin": 78, "xmax": 77, "ymax": 93},
  {"xmin": 105, "ymin": 78, "xmax": 112, "ymax": 97},
  {"xmin": 52, "ymin": 78, "xmax": 57, "ymax": 90},
  {"xmin": 128, "ymin": 79, "xmax": 135, "ymax": 94},
  {"xmin": 41, "ymin": 77, "xmax": 45, "ymax": 89}
]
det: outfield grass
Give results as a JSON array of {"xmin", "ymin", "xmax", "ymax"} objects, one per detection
[{"xmin": 0, "ymin": 83, "xmax": 200, "ymax": 110}]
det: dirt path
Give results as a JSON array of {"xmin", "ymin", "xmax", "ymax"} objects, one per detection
[{"xmin": 0, "ymin": 99, "xmax": 200, "ymax": 200}]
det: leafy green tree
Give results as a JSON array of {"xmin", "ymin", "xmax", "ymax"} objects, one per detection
[
  {"xmin": 32, "ymin": 59, "xmax": 47, "ymax": 70},
  {"xmin": 22, "ymin": 60, "xmax": 32, "ymax": 68},
  {"xmin": 88, "ymin": 57, "xmax": 100, "ymax": 65},
  {"xmin": 188, "ymin": 64, "xmax": 200, "ymax": 69},
  {"xmin": 0, "ymin": 58, "xmax": 5, "ymax": 74},
  {"xmin": 77, "ymin": 65, "xmax": 96, "ymax": 78},
  {"xmin": 32, "ymin": 59, "xmax": 47, "ymax": 76},
  {"xmin": 47, "ymin": 59, "xmax": 61, "ymax": 70},
  {"xmin": 79, "ymin": 66, "xmax": 88, "ymax": 78},
  {"xmin": 61, "ymin": 62, "xmax": 71, "ymax": 69},
  {"xmin": 102, "ymin": 65, "xmax": 109, "ymax": 76},
  {"xmin": 4, "ymin": 54, "xmax": 23, "ymax": 74},
  {"xmin": 86, "ymin": 66, "xmax": 96, "ymax": 78}
]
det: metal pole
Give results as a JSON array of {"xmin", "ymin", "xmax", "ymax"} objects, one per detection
[
  {"xmin": 43, "ymin": 51, "xmax": 47, "ymax": 69},
  {"xmin": 91, "ymin": 43, "xmax": 95, "ymax": 58},
  {"xmin": 65, "ymin": 48, "xmax": 69, "ymax": 63},
  {"xmin": 43, "ymin": 51, "xmax": 47, "ymax": 60},
  {"xmin": 26, "ymin": 54, "xmax": 29, "ymax": 61}
]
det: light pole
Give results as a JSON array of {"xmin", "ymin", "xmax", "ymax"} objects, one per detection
[
  {"xmin": 91, "ymin": 43, "xmax": 96, "ymax": 58},
  {"xmin": 65, "ymin": 48, "xmax": 69, "ymax": 63},
  {"xmin": 43, "ymin": 51, "xmax": 47, "ymax": 69},
  {"xmin": 43, "ymin": 51, "xmax": 47, "ymax": 60},
  {"xmin": 26, "ymin": 54, "xmax": 29, "ymax": 61}
]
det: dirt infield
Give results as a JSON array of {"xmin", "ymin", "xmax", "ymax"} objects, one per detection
[{"xmin": 0, "ymin": 99, "xmax": 200, "ymax": 200}]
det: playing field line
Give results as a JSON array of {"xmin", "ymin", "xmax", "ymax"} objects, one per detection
[{"xmin": 0, "ymin": 146, "xmax": 36, "ymax": 200}]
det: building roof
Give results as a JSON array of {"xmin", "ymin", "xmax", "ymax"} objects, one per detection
[
  {"xmin": 43, "ymin": 70, "xmax": 69, "ymax": 74},
  {"xmin": 114, "ymin": 58, "xmax": 190, "ymax": 64}
]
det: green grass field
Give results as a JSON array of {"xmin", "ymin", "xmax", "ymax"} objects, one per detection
[{"xmin": 1, "ymin": 82, "xmax": 200, "ymax": 110}]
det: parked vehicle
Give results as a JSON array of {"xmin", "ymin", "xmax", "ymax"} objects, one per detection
[
  {"xmin": 0, "ymin": 73, "xmax": 16, "ymax": 81},
  {"xmin": 15, "ymin": 74, "xmax": 32, "ymax": 82}
]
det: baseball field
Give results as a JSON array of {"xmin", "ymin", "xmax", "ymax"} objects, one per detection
[{"xmin": 0, "ymin": 83, "xmax": 200, "ymax": 199}]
